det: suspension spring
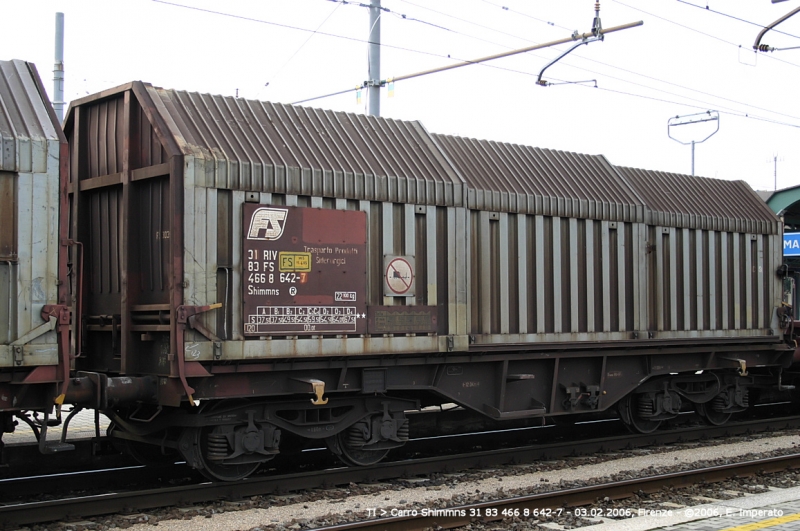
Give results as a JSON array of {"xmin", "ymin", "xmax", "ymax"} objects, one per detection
[
  {"xmin": 346, "ymin": 424, "xmax": 366, "ymax": 447},
  {"xmin": 637, "ymin": 395, "xmax": 655, "ymax": 418},
  {"xmin": 396, "ymin": 420, "xmax": 410, "ymax": 441},
  {"xmin": 711, "ymin": 394, "xmax": 727, "ymax": 411},
  {"xmin": 206, "ymin": 433, "xmax": 229, "ymax": 461}
]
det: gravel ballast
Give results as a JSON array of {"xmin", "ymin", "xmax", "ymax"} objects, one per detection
[{"xmin": 86, "ymin": 433, "xmax": 800, "ymax": 531}]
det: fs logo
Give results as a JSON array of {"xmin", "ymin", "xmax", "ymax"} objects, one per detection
[{"xmin": 247, "ymin": 207, "xmax": 288, "ymax": 240}]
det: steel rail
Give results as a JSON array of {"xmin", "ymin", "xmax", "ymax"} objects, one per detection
[
  {"xmin": 310, "ymin": 453, "xmax": 800, "ymax": 531},
  {"xmin": 1, "ymin": 415, "xmax": 798, "ymax": 526}
]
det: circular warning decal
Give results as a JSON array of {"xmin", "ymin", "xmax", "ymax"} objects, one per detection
[{"xmin": 385, "ymin": 256, "xmax": 415, "ymax": 296}]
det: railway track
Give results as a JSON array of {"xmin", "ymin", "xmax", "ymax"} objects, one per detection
[
  {"xmin": 310, "ymin": 453, "xmax": 800, "ymax": 531},
  {"xmin": 1, "ymin": 414, "xmax": 799, "ymax": 527}
]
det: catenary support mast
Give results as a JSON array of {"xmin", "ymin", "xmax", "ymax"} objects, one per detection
[
  {"xmin": 54, "ymin": 12, "xmax": 65, "ymax": 124},
  {"xmin": 368, "ymin": 0, "xmax": 381, "ymax": 116}
]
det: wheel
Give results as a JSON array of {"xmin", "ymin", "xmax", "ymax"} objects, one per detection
[
  {"xmin": 184, "ymin": 426, "xmax": 262, "ymax": 481},
  {"xmin": 619, "ymin": 394, "xmax": 662, "ymax": 434},
  {"xmin": 695, "ymin": 402, "xmax": 732, "ymax": 426},
  {"xmin": 325, "ymin": 429, "xmax": 390, "ymax": 467},
  {"xmin": 178, "ymin": 400, "xmax": 279, "ymax": 482}
]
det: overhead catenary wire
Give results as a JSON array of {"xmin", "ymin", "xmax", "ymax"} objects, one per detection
[
  {"xmin": 152, "ymin": 0, "xmax": 463, "ymax": 63},
  {"xmin": 297, "ymin": 5, "xmax": 800, "ymax": 127},
  {"xmin": 675, "ymin": 0, "xmax": 800, "ymax": 42},
  {"xmin": 396, "ymin": 0, "xmax": 554, "ymax": 45},
  {"xmin": 261, "ymin": 1, "xmax": 343, "ymax": 95},
  {"xmin": 292, "ymin": 20, "xmax": 643, "ymax": 104},
  {"xmin": 561, "ymin": 50, "xmax": 800, "ymax": 121},
  {"xmin": 324, "ymin": 0, "xmax": 525, "ymax": 52},
  {"xmin": 454, "ymin": 0, "xmax": 800, "ymax": 121},
  {"xmin": 404, "ymin": 10, "xmax": 800, "ymax": 125},
  {"xmin": 612, "ymin": 0, "xmax": 800, "ymax": 69},
  {"xmin": 152, "ymin": 0, "xmax": 599, "ymax": 104},
  {"xmin": 478, "ymin": 0, "xmax": 573, "ymax": 32},
  {"xmin": 565, "ymin": 80, "xmax": 800, "ymax": 129},
  {"xmin": 324, "ymin": 0, "xmax": 454, "ymax": 32},
  {"xmin": 399, "ymin": 0, "xmax": 754, "ymax": 110},
  {"xmin": 542, "ymin": 61, "xmax": 800, "ymax": 128},
  {"xmin": 153, "ymin": 0, "xmax": 800, "ymax": 130},
  {"xmin": 538, "ymin": 46, "xmax": 800, "ymax": 122}
]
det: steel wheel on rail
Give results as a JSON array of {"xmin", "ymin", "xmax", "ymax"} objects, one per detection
[
  {"xmin": 325, "ymin": 429, "xmax": 390, "ymax": 467},
  {"xmin": 184, "ymin": 425, "xmax": 262, "ymax": 481},
  {"xmin": 618, "ymin": 394, "xmax": 662, "ymax": 434},
  {"xmin": 695, "ymin": 401, "xmax": 732, "ymax": 426},
  {"xmin": 178, "ymin": 400, "xmax": 280, "ymax": 482}
]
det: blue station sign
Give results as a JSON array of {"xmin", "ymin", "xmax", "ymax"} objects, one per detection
[{"xmin": 784, "ymin": 233, "xmax": 800, "ymax": 257}]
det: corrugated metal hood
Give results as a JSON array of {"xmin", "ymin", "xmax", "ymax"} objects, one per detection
[
  {"xmin": 616, "ymin": 166, "xmax": 780, "ymax": 234},
  {"xmin": 433, "ymin": 134, "xmax": 645, "ymax": 222},
  {"xmin": 0, "ymin": 60, "xmax": 63, "ymax": 172},
  {"xmin": 147, "ymin": 86, "xmax": 466, "ymax": 206}
]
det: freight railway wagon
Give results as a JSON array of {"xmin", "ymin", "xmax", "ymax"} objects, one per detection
[
  {"xmin": 0, "ymin": 60, "xmax": 71, "ymax": 452},
  {"xmin": 1, "ymin": 60, "xmax": 796, "ymax": 480}
]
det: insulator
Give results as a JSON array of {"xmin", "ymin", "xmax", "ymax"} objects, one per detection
[
  {"xmin": 207, "ymin": 433, "xmax": 229, "ymax": 461},
  {"xmin": 758, "ymin": 44, "xmax": 771, "ymax": 52}
]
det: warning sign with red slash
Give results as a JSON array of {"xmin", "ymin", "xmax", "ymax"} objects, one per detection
[{"xmin": 384, "ymin": 255, "xmax": 415, "ymax": 297}]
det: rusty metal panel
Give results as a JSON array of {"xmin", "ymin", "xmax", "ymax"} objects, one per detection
[
  {"xmin": 0, "ymin": 261, "xmax": 11, "ymax": 344},
  {"xmin": 432, "ymin": 135, "xmax": 644, "ymax": 221},
  {"xmin": 0, "ymin": 171, "xmax": 15, "ymax": 260},
  {"xmin": 131, "ymin": 102, "xmax": 168, "ymax": 169},
  {"xmin": 616, "ymin": 166, "xmax": 780, "ymax": 234},
  {"xmin": 133, "ymin": 177, "xmax": 171, "ymax": 304},
  {"xmin": 85, "ymin": 186, "xmax": 124, "ymax": 312},
  {"xmin": 79, "ymin": 96, "xmax": 125, "ymax": 179},
  {"xmin": 242, "ymin": 204, "xmax": 367, "ymax": 335}
]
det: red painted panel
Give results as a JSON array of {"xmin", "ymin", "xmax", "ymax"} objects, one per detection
[
  {"xmin": 303, "ymin": 208, "xmax": 367, "ymax": 244},
  {"xmin": 242, "ymin": 204, "xmax": 367, "ymax": 335}
]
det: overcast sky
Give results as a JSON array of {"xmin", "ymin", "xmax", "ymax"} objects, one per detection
[{"xmin": 4, "ymin": 1, "xmax": 800, "ymax": 192}]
